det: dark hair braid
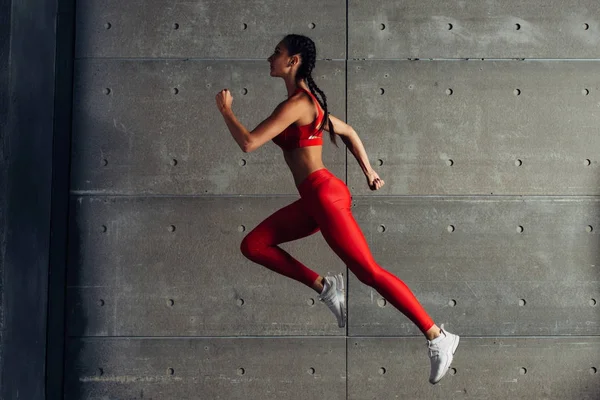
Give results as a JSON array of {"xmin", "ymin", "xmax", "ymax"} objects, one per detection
[{"xmin": 282, "ymin": 34, "xmax": 338, "ymax": 147}]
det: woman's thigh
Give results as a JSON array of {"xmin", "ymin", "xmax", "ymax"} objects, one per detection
[{"xmin": 245, "ymin": 198, "xmax": 320, "ymax": 246}]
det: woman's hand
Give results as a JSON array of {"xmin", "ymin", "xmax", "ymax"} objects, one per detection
[
  {"xmin": 366, "ymin": 170, "xmax": 385, "ymax": 191},
  {"xmin": 215, "ymin": 89, "xmax": 233, "ymax": 114}
]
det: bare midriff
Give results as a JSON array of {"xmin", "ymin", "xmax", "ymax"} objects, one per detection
[{"xmin": 283, "ymin": 145, "xmax": 326, "ymax": 187}]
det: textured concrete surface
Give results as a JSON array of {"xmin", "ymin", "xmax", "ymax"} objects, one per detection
[
  {"xmin": 60, "ymin": 0, "xmax": 600, "ymax": 399},
  {"xmin": 348, "ymin": 196, "xmax": 600, "ymax": 336},
  {"xmin": 75, "ymin": 0, "xmax": 347, "ymax": 59},
  {"xmin": 66, "ymin": 337, "xmax": 346, "ymax": 400},
  {"xmin": 67, "ymin": 196, "xmax": 346, "ymax": 336},
  {"xmin": 347, "ymin": 60, "xmax": 600, "ymax": 195},
  {"xmin": 71, "ymin": 59, "xmax": 345, "ymax": 195},
  {"xmin": 348, "ymin": 337, "xmax": 600, "ymax": 399},
  {"xmin": 349, "ymin": 0, "xmax": 600, "ymax": 59}
]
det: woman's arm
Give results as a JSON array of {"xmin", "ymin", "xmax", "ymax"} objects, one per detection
[
  {"xmin": 326, "ymin": 115, "xmax": 373, "ymax": 176},
  {"xmin": 217, "ymin": 89, "xmax": 301, "ymax": 153},
  {"xmin": 326, "ymin": 114, "xmax": 385, "ymax": 190}
]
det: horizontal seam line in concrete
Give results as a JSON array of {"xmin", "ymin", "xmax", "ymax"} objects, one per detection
[
  {"xmin": 66, "ymin": 335, "xmax": 600, "ymax": 339},
  {"xmin": 68, "ymin": 192, "xmax": 600, "ymax": 199},
  {"xmin": 73, "ymin": 57, "xmax": 600, "ymax": 61}
]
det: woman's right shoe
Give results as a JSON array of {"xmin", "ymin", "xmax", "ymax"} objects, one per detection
[
  {"xmin": 427, "ymin": 324, "xmax": 460, "ymax": 384},
  {"xmin": 318, "ymin": 273, "xmax": 346, "ymax": 328}
]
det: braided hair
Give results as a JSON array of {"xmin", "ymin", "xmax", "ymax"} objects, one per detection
[{"xmin": 282, "ymin": 34, "xmax": 338, "ymax": 147}]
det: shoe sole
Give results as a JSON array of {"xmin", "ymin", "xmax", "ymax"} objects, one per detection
[
  {"xmin": 334, "ymin": 274, "xmax": 346, "ymax": 328},
  {"xmin": 430, "ymin": 334, "xmax": 460, "ymax": 385}
]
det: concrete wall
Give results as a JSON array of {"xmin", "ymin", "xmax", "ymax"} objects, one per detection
[{"xmin": 64, "ymin": 0, "xmax": 600, "ymax": 399}]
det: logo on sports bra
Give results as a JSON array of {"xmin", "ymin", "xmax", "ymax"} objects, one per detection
[{"xmin": 308, "ymin": 134, "xmax": 320, "ymax": 139}]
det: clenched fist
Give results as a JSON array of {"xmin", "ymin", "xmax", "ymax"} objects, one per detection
[
  {"xmin": 366, "ymin": 170, "xmax": 385, "ymax": 191},
  {"xmin": 215, "ymin": 89, "xmax": 233, "ymax": 113}
]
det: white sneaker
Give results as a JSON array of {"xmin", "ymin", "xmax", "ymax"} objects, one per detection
[
  {"xmin": 318, "ymin": 273, "xmax": 346, "ymax": 328},
  {"xmin": 427, "ymin": 324, "xmax": 460, "ymax": 384}
]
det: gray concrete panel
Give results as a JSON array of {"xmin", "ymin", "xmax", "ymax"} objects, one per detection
[
  {"xmin": 348, "ymin": 337, "xmax": 600, "ymax": 399},
  {"xmin": 75, "ymin": 0, "xmax": 346, "ymax": 59},
  {"xmin": 71, "ymin": 60, "xmax": 345, "ymax": 195},
  {"xmin": 347, "ymin": 197, "xmax": 600, "ymax": 336},
  {"xmin": 349, "ymin": 0, "xmax": 600, "ymax": 59},
  {"xmin": 347, "ymin": 60, "xmax": 600, "ymax": 195},
  {"xmin": 67, "ymin": 196, "xmax": 346, "ymax": 336},
  {"xmin": 65, "ymin": 337, "xmax": 346, "ymax": 400}
]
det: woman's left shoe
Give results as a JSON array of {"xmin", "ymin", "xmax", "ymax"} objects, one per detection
[
  {"xmin": 427, "ymin": 324, "xmax": 460, "ymax": 384},
  {"xmin": 318, "ymin": 273, "xmax": 346, "ymax": 328}
]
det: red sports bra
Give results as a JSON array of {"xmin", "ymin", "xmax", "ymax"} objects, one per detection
[{"xmin": 272, "ymin": 87, "xmax": 325, "ymax": 151}]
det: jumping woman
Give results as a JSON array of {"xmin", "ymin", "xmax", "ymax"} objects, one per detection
[{"xmin": 215, "ymin": 34, "xmax": 459, "ymax": 384}]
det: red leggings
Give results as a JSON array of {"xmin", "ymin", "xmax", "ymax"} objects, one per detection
[{"xmin": 240, "ymin": 168, "xmax": 435, "ymax": 333}]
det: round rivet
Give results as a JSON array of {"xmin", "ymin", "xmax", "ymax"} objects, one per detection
[
  {"xmin": 242, "ymin": 23, "xmax": 248, "ymax": 30},
  {"xmin": 237, "ymin": 368, "xmax": 245, "ymax": 375},
  {"xmin": 101, "ymin": 225, "xmax": 108, "ymax": 233},
  {"xmin": 98, "ymin": 368, "xmax": 104, "ymax": 376},
  {"xmin": 237, "ymin": 298, "xmax": 245, "ymax": 306},
  {"xmin": 168, "ymin": 368, "xmax": 175, "ymax": 375},
  {"xmin": 449, "ymin": 299, "xmax": 457, "ymax": 307},
  {"xmin": 582, "ymin": 89, "xmax": 590, "ymax": 96},
  {"xmin": 242, "ymin": 88, "xmax": 248, "ymax": 95},
  {"xmin": 103, "ymin": 88, "xmax": 111, "ymax": 95},
  {"xmin": 519, "ymin": 299, "xmax": 526, "ymax": 306},
  {"xmin": 167, "ymin": 299, "xmax": 175, "ymax": 307},
  {"xmin": 450, "ymin": 368, "xmax": 457, "ymax": 375},
  {"xmin": 448, "ymin": 23, "xmax": 453, "ymax": 30},
  {"xmin": 447, "ymin": 159, "xmax": 454, "ymax": 166},
  {"xmin": 204, "ymin": 346, "xmax": 209, "ymax": 351},
  {"xmin": 515, "ymin": 159, "xmax": 523, "ymax": 167},
  {"xmin": 239, "ymin": 159, "xmax": 247, "ymax": 166},
  {"xmin": 517, "ymin": 225, "xmax": 524, "ymax": 233},
  {"xmin": 446, "ymin": 88, "xmax": 453, "ymax": 95},
  {"xmin": 380, "ymin": 23, "xmax": 386, "ymax": 30},
  {"xmin": 377, "ymin": 298, "xmax": 387, "ymax": 307},
  {"xmin": 515, "ymin": 23, "xmax": 521, "ymax": 30},
  {"xmin": 514, "ymin": 89, "xmax": 521, "ymax": 96},
  {"xmin": 101, "ymin": 159, "xmax": 108, "ymax": 166},
  {"xmin": 352, "ymin": 202, "xmax": 357, "ymax": 208},
  {"xmin": 519, "ymin": 367, "xmax": 527, "ymax": 375},
  {"xmin": 585, "ymin": 159, "xmax": 591, "ymax": 166},
  {"xmin": 172, "ymin": 88, "xmax": 179, "ymax": 95},
  {"xmin": 238, "ymin": 225, "xmax": 246, "ymax": 232},
  {"xmin": 384, "ymin": 73, "xmax": 389, "ymax": 78},
  {"xmin": 379, "ymin": 367, "xmax": 386, "ymax": 375},
  {"xmin": 590, "ymin": 367, "xmax": 597, "ymax": 374},
  {"xmin": 307, "ymin": 298, "xmax": 315, "ymax": 306},
  {"xmin": 308, "ymin": 367, "xmax": 315, "ymax": 375},
  {"xmin": 586, "ymin": 225, "xmax": 594, "ymax": 233},
  {"xmin": 379, "ymin": 88, "xmax": 385, "ymax": 95},
  {"xmin": 309, "ymin": 22, "xmax": 316, "ymax": 29},
  {"xmin": 377, "ymin": 225, "xmax": 386, "ymax": 233},
  {"xmin": 408, "ymin": 84, "xmax": 414, "ymax": 90},
  {"xmin": 173, "ymin": 23, "xmax": 179, "ymax": 30},
  {"xmin": 98, "ymin": 299, "xmax": 105, "ymax": 307},
  {"xmin": 171, "ymin": 159, "xmax": 178, "ymax": 166},
  {"xmin": 590, "ymin": 299, "xmax": 597, "ymax": 307},
  {"xmin": 447, "ymin": 225, "xmax": 455, "ymax": 233},
  {"xmin": 104, "ymin": 22, "xmax": 112, "ymax": 30},
  {"xmin": 168, "ymin": 225, "xmax": 176, "ymax": 232},
  {"xmin": 583, "ymin": 23, "xmax": 590, "ymax": 30}
]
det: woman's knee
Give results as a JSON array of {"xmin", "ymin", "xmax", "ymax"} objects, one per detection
[
  {"xmin": 350, "ymin": 264, "xmax": 381, "ymax": 287},
  {"xmin": 240, "ymin": 234, "xmax": 259, "ymax": 259}
]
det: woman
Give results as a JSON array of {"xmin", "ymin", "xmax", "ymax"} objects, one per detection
[{"xmin": 215, "ymin": 34, "xmax": 459, "ymax": 384}]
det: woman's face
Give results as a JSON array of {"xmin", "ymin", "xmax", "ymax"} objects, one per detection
[{"xmin": 268, "ymin": 42, "xmax": 294, "ymax": 77}]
